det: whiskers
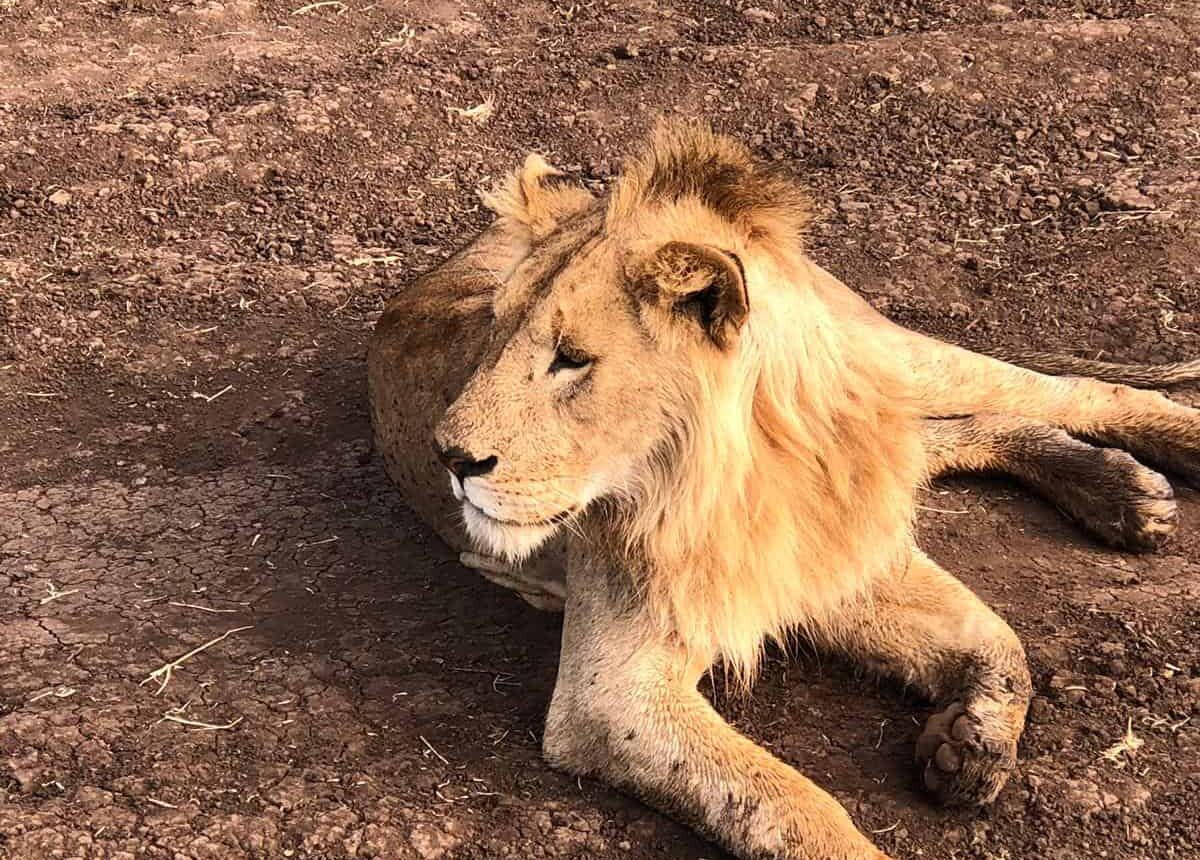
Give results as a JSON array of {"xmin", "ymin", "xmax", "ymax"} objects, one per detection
[
  {"xmin": 449, "ymin": 466, "xmax": 648, "ymax": 563},
  {"xmin": 487, "ymin": 479, "xmax": 591, "ymax": 541}
]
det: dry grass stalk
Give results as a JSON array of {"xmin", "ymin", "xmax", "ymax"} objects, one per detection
[
  {"xmin": 163, "ymin": 712, "xmax": 244, "ymax": 731},
  {"xmin": 447, "ymin": 96, "xmax": 495, "ymax": 125},
  {"xmin": 420, "ymin": 735, "xmax": 450, "ymax": 765},
  {"xmin": 1100, "ymin": 717, "xmax": 1144, "ymax": 767},
  {"xmin": 40, "ymin": 583, "xmax": 80, "ymax": 604},
  {"xmin": 191, "ymin": 384, "xmax": 233, "ymax": 403},
  {"xmin": 292, "ymin": 1, "xmax": 347, "ymax": 15},
  {"xmin": 168, "ymin": 602, "xmax": 239, "ymax": 614},
  {"xmin": 141, "ymin": 626, "xmax": 254, "ymax": 694}
]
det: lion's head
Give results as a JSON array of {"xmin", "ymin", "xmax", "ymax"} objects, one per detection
[
  {"xmin": 436, "ymin": 120, "xmax": 923, "ymax": 676},
  {"xmin": 434, "ymin": 121, "xmax": 794, "ymax": 561}
]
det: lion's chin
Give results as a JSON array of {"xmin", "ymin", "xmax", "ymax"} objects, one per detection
[{"xmin": 461, "ymin": 501, "xmax": 560, "ymax": 564}]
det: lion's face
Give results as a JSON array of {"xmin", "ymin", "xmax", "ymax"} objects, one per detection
[{"xmin": 434, "ymin": 206, "xmax": 750, "ymax": 562}]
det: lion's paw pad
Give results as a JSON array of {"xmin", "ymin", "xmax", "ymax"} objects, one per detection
[{"xmin": 914, "ymin": 701, "xmax": 1017, "ymax": 807}]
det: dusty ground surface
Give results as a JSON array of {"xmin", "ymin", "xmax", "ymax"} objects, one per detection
[{"xmin": 2, "ymin": 1, "xmax": 1200, "ymax": 858}]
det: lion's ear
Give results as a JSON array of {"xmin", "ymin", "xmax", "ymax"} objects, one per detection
[
  {"xmin": 632, "ymin": 242, "xmax": 748, "ymax": 350},
  {"xmin": 480, "ymin": 153, "xmax": 593, "ymax": 238}
]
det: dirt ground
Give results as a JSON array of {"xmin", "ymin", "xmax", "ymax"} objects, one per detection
[{"xmin": 2, "ymin": 1, "xmax": 1199, "ymax": 858}]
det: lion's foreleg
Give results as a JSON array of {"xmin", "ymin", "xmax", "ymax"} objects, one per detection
[
  {"xmin": 824, "ymin": 549, "xmax": 1031, "ymax": 808},
  {"xmin": 543, "ymin": 558, "xmax": 890, "ymax": 860},
  {"xmin": 921, "ymin": 415, "xmax": 1177, "ymax": 551}
]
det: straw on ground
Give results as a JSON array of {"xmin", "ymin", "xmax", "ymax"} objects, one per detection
[
  {"xmin": 163, "ymin": 712, "xmax": 244, "ymax": 731},
  {"xmin": 141, "ymin": 626, "xmax": 254, "ymax": 694},
  {"xmin": 168, "ymin": 601, "xmax": 240, "ymax": 614},
  {"xmin": 1100, "ymin": 717, "xmax": 1144, "ymax": 767},
  {"xmin": 447, "ymin": 96, "xmax": 495, "ymax": 124},
  {"xmin": 39, "ymin": 582, "xmax": 80, "ymax": 604},
  {"xmin": 292, "ymin": 1, "xmax": 347, "ymax": 15}
]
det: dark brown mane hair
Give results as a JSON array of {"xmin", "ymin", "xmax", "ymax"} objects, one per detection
[{"xmin": 607, "ymin": 118, "xmax": 812, "ymax": 244}]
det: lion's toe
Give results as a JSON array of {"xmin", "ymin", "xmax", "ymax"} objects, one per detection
[
  {"xmin": 915, "ymin": 701, "xmax": 1017, "ymax": 808},
  {"xmin": 1117, "ymin": 493, "xmax": 1179, "ymax": 552},
  {"xmin": 1081, "ymin": 451, "xmax": 1178, "ymax": 552}
]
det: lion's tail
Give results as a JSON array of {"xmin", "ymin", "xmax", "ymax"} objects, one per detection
[{"xmin": 989, "ymin": 349, "xmax": 1200, "ymax": 389}]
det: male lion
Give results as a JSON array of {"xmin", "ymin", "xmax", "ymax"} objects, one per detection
[{"xmin": 367, "ymin": 120, "xmax": 1199, "ymax": 860}]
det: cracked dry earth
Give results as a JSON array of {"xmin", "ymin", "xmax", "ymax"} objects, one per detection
[{"xmin": 2, "ymin": 1, "xmax": 1200, "ymax": 859}]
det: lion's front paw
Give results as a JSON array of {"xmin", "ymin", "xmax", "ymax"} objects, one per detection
[
  {"xmin": 914, "ymin": 701, "xmax": 1018, "ymax": 807},
  {"xmin": 460, "ymin": 551, "xmax": 567, "ymax": 612}
]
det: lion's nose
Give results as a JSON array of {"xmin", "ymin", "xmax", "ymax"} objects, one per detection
[{"xmin": 433, "ymin": 442, "xmax": 498, "ymax": 481}]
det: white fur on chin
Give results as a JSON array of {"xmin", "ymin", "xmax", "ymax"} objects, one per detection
[{"xmin": 461, "ymin": 501, "xmax": 558, "ymax": 563}]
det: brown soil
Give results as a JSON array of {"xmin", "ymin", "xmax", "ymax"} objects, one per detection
[{"xmin": 2, "ymin": 1, "xmax": 1199, "ymax": 858}]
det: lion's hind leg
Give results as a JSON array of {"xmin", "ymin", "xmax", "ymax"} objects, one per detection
[
  {"xmin": 905, "ymin": 337, "xmax": 1200, "ymax": 488},
  {"xmin": 826, "ymin": 549, "xmax": 1032, "ymax": 807},
  {"xmin": 921, "ymin": 415, "xmax": 1178, "ymax": 552}
]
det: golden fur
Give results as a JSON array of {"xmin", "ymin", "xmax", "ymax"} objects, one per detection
[
  {"xmin": 367, "ymin": 119, "xmax": 1200, "ymax": 860},
  {"xmin": 601, "ymin": 122, "xmax": 925, "ymax": 681}
]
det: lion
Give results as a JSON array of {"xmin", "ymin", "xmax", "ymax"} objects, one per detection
[{"xmin": 367, "ymin": 120, "xmax": 1200, "ymax": 860}]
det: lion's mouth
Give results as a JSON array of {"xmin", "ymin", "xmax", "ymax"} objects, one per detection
[
  {"xmin": 462, "ymin": 498, "xmax": 578, "ymax": 528},
  {"xmin": 449, "ymin": 471, "xmax": 579, "ymax": 528},
  {"xmin": 449, "ymin": 471, "xmax": 582, "ymax": 561},
  {"xmin": 458, "ymin": 495, "xmax": 572, "ymax": 563}
]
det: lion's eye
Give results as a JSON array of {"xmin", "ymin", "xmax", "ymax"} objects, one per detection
[{"xmin": 549, "ymin": 345, "xmax": 593, "ymax": 375}]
